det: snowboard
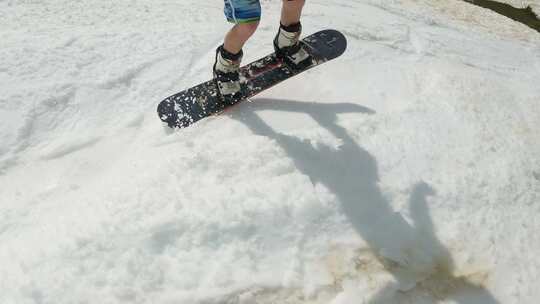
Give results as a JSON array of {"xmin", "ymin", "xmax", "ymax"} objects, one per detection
[{"xmin": 157, "ymin": 29, "xmax": 347, "ymax": 129}]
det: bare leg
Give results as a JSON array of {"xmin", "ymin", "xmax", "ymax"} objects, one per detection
[
  {"xmin": 223, "ymin": 0, "xmax": 305, "ymax": 54},
  {"xmin": 275, "ymin": 0, "xmax": 311, "ymax": 67},
  {"xmin": 223, "ymin": 22, "xmax": 260, "ymax": 55},
  {"xmin": 281, "ymin": 0, "xmax": 305, "ymax": 26}
]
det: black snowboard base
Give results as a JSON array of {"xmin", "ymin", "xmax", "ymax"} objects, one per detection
[{"xmin": 157, "ymin": 29, "xmax": 347, "ymax": 129}]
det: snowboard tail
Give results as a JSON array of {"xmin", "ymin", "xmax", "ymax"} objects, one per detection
[{"xmin": 157, "ymin": 29, "xmax": 347, "ymax": 129}]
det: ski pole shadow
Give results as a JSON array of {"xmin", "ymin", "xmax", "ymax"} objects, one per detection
[{"xmin": 231, "ymin": 98, "xmax": 499, "ymax": 303}]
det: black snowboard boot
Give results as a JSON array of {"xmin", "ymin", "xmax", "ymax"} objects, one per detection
[
  {"xmin": 273, "ymin": 22, "xmax": 312, "ymax": 70},
  {"xmin": 213, "ymin": 45, "xmax": 243, "ymax": 105}
]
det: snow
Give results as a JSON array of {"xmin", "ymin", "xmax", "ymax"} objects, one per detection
[{"xmin": 1, "ymin": 0, "xmax": 540, "ymax": 303}]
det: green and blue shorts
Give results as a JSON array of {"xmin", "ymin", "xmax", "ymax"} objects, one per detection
[{"xmin": 224, "ymin": 0, "xmax": 261, "ymax": 24}]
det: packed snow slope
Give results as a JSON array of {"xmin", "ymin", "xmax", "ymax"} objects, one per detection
[{"xmin": 1, "ymin": 0, "xmax": 540, "ymax": 303}]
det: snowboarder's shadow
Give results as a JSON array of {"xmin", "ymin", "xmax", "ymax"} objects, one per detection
[{"xmin": 232, "ymin": 98, "xmax": 499, "ymax": 304}]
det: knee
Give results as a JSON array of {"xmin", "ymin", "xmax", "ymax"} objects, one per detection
[{"xmin": 235, "ymin": 21, "xmax": 260, "ymax": 39}]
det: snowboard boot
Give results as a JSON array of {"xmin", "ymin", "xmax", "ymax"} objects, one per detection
[
  {"xmin": 273, "ymin": 22, "xmax": 312, "ymax": 70},
  {"xmin": 213, "ymin": 45, "xmax": 243, "ymax": 105}
]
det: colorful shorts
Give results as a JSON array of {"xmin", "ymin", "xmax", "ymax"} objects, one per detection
[{"xmin": 224, "ymin": 0, "xmax": 261, "ymax": 24}]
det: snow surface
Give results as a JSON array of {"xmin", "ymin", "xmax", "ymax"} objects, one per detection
[{"xmin": 1, "ymin": 0, "xmax": 540, "ymax": 303}]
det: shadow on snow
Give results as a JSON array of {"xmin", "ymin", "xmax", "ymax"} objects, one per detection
[{"xmin": 231, "ymin": 98, "xmax": 499, "ymax": 303}]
